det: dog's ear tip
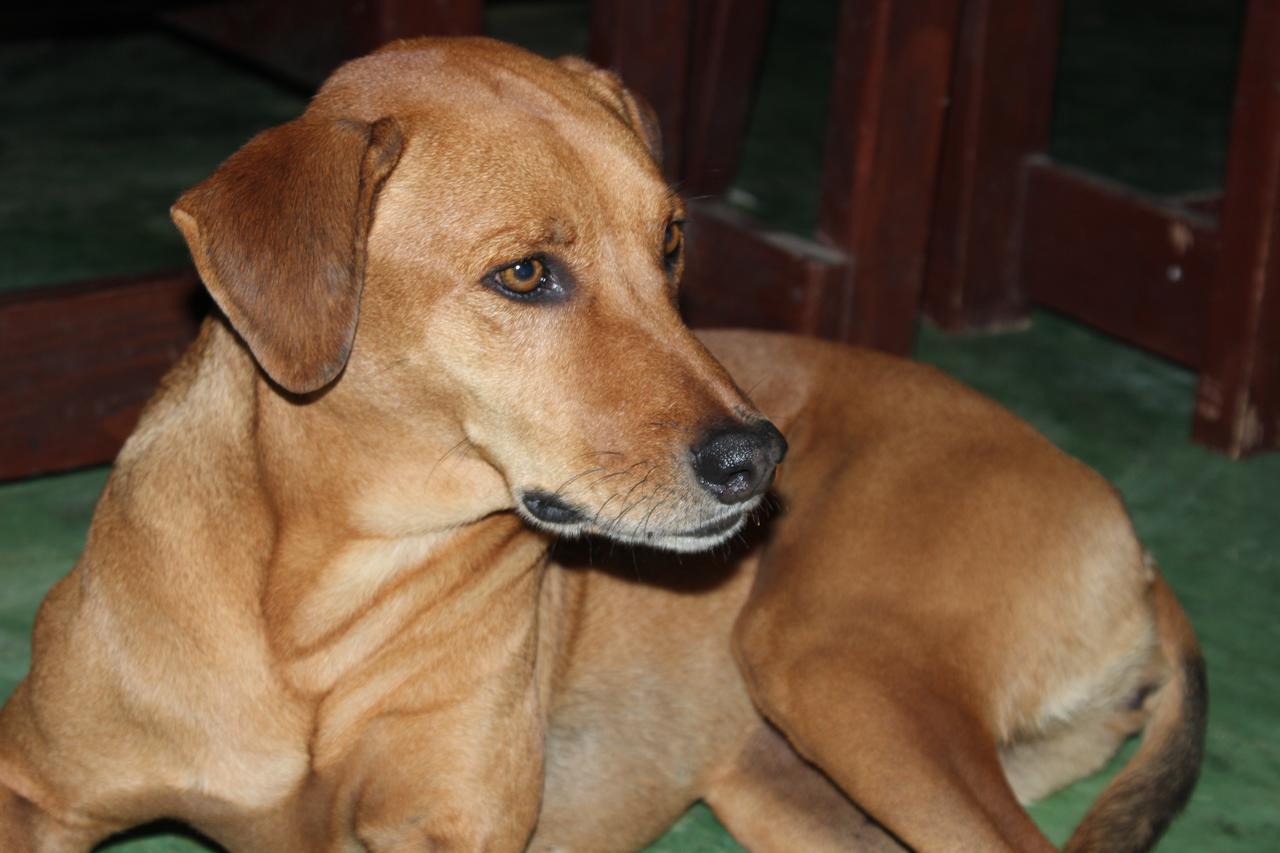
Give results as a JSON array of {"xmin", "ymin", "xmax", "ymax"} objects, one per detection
[
  {"xmin": 170, "ymin": 202, "xmax": 196, "ymax": 230},
  {"xmin": 554, "ymin": 57, "xmax": 662, "ymax": 165},
  {"xmin": 271, "ymin": 349, "xmax": 352, "ymax": 396},
  {"xmin": 273, "ymin": 369, "xmax": 334, "ymax": 397},
  {"xmin": 554, "ymin": 54, "xmax": 599, "ymax": 74}
]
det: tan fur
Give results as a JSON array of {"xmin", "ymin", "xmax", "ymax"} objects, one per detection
[{"xmin": 0, "ymin": 38, "xmax": 1202, "ymax": 852}]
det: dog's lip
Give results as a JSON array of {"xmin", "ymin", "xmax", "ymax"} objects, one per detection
[
  {"xmin": 520, "ymin": 490, "xmax": 587, "ymax": 526},
  {"xmin": 675, "ymin": 511, "xmax": 745, "ymax": 538}
]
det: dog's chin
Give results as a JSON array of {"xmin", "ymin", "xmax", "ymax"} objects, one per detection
[{"xmin": 515, "ymin": 489, "xmax": 754, "ymax": 554}]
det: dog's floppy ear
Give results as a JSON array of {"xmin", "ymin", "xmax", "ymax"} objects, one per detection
[
  {"xmin": 557, "ymin": 56, "xmax": 663, "ymax": 165},
  {"xmin": 172, "ymin": 116, "xmax": 403, "ymax": 394}
]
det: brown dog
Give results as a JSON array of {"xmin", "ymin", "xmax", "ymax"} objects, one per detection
[{"xmin": 0, "ymin": 38, "xmax": 1203, "ymax": 852}]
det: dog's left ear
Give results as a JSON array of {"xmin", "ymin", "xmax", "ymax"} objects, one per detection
[
  {"xmin": 557, "ymin": 56, "xmax": 663, "ymax": 165},
  {"xmin": 172, "ymin": 116, "xmax": 403, "ymax": 394}
]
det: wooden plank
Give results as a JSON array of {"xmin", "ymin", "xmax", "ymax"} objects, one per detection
[
  {"xmin": 681, "ymin": 0, "xmax": 772, "ymax": 196},
  {"xmin": 0, "ymin": 271, "xmax": 205, "ymax": 482},
  {"xmin": 922, "ymin": 0, "xmax": 1063, "ymax": 331},
  {"xmin": 589, "ymin": 0, "xmax": 695, "ymax": 180},
  {"xmin": 681, "ymin": 200, "xmax": 847, "ymax": 337},
  {"xmin": 816, "ymin": 0, "xmax": 965, "ymax": 355},
  {"xmin": 1194, "ymin": 0, "xmax": 1280, "ymax": 456},
  {"xmin": 1020, "ymin": 159, "xmax": 1217, "ymax": 368}
]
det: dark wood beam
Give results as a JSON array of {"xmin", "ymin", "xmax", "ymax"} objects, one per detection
[
  {"xmin": 681, "ymin": 0, "xmax": 772, "ymax": 196},
  {"xmin": 1194, "ymin": 0, "xmax": 1280, "ymax": 456},
  {"xmin": 681, "ymin": 199, "xmax": 847, "ymax": 338},
  {"xmin": 817, "ymin": 0, "xmax": 965, "ymax": 354},
  {"xmin": 0, "ymin": 271, "xmax": 205, "ymax": 481},
  {"xmin": 1021, "ymin": 160, "xmax": 1218, "ymax": 369},
  {"xmin": 922, "ymin": 0, "xmax": 1063, "ymax": 332}
]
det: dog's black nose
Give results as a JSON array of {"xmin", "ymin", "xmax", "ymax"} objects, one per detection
[{"xmin": 691, "ymin": 421, "xmax": 787, "ymax": 504}]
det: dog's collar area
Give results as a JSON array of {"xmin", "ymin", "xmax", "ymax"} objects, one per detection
[{"xmin": 520, "ymin": 490, "xmax": 586, "ymax": 525}]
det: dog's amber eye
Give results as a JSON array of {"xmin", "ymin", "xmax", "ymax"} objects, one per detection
[
  {"xmin": 663, "ymin": 221, "xmax": 684, "ymax": 268},
  {"xmin": 496, "ymin": 258, "xmax": 547, "ymax": 294}
]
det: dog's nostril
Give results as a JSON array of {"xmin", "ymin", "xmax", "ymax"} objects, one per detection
[
  {"xmin": 760, "ymin": 420, "xmax": 788, "ymax": 465},
  {"xmin": 521, "ymin": 491, "xmax": 586, "ymax": 525},
  {"xmin": 690, "ymin": 420, "xmax": 786, "ymax": 505}
]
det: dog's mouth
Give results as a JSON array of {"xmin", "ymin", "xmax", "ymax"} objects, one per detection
[
  {"xmin": 676, "ymin": 511, "xmax": 745, "ymax": 538},
  {"xmin": 516, "ymin": 489, "xmax": 752, "ymax": 553},
  {"xmin": 521, "ymin": 491, "xmax": 587, "ymax": 526}
]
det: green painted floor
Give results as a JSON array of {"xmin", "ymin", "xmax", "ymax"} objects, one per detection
[{"xmin": 2, "ymin": 2, "xmax": 1275, "ymax": 850}]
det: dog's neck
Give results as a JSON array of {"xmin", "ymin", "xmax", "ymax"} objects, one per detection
[
  {"xmin": 118, "ymin": 319, "xmax": 555, "ymax": 707},
  {"xmin": 244, "ymin": 345, "xmax": 555, "ymax": 704}
]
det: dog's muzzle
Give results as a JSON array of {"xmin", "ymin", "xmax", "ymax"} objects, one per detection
[{"xmin": 690, "ymin": 421, "xmax": 788, "ymax": 505}]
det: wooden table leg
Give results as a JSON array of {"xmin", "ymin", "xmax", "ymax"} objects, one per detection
[
  {"xmin": 1193, "ymin": 0, "xmax": 1280, "ymax": 457},
  {"xmin": 681, "ymin": 0, "xmax": 772, "ymax": 196},
  {"xmin": 817, "ymin": 0, "xmax": 964, "ymax": 355},
  {"xmin": 921, "ymin": 0, "xmax": 1063, "ymax": 333}
]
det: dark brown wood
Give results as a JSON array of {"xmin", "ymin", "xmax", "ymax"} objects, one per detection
[
  {"xmin": 1194, "ymin": 0, "xmax": 1280, "ymax": 457},
  {"xmin": 680, "ymin": 0, "xmax": 772, "ymax": 196},
  {"xmin": 361, "ymin": 0, "xmax": 485, "ymax": 46},
  {"xmin": 681, "ymin": 200, "xmax": 846, "ymax": 336},
  {"xmin": 1169, "ymin": 191, "xmax": 1224, "ymax": 219},
  {"xmin": 590, "ymin": 0, "xmax": 695, "ymax": 180},
  {"xmin": 1021, "ymin": 160, "xmax": 1217, "ymax": 368},
  {"xmin": 0, "ymin": 271, "xmax": 205, "ymax": 482},
  {"xmin": 163, "ymin": 0, "xmax": 484, "ymax": 87},
  {"xmin": 816, "ymin": 0, "xmax": 965, "ymax": 354},
  {"xmin": 923, "ymin": 0, "xmax": 1063, "ymax": 332}
]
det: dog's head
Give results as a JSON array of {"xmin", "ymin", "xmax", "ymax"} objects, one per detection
[{"xmin": 171, "ymin": 38, "xmax": 785, "ymax": 552}]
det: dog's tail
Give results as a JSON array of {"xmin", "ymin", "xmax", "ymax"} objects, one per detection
[{"xmin": 1065, "ymin": 574, "xmax": 1207, "ymax": 853}]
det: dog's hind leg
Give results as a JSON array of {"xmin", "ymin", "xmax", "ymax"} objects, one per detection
[
  {"xmin": 704, "ymin": 723, "xmax": 907, "ymax": 852},
  {"xmin": 999, "ymin": 702, "xmax": 1148, "ymax": 805},
  {"xmin": 734, "ymin": 612, "xmax": 1056, "ymax": 853}
]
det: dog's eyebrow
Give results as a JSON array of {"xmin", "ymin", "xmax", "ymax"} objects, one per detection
[
  {"xmin": 476, "ymin": 220, "xmax": 578, "ymax": 254},
  {"xmin": 547, "ymin": 219, "xmax": 576, "ymax": 244}
]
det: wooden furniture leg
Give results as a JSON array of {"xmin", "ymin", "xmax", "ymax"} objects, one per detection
[
  {"xmin": 922, "ymin": 0, "xmax": 1063, "ymax": 332},
  {"xmin": 1193, "ymin": 0, "xmax": 1280, "ymax": 457},
  {"xmin": 817, "ymin": 0, "xmax": 965, "ymax": 354}
]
